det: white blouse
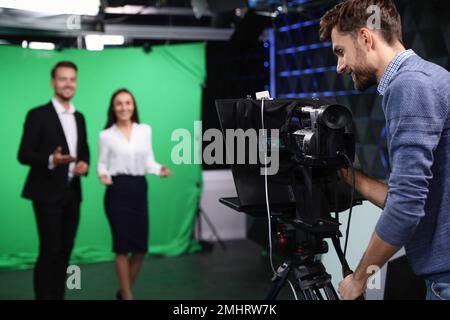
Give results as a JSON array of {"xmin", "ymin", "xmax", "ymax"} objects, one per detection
[{"xmin": 97, "ymin": 123, "xmax": 162, "ymax": 178}]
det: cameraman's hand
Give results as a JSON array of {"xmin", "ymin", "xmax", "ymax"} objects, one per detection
[
  {"xmin": 338, "ymin": 274, "xmax": 366, "ymax": 300},
  {"xmin": 52, "ymin": 146, "xmax": 75, "ymax": 166},
  {"xmin": 338, "ymin": 167, "xmax": 352, "ymax": 185}
]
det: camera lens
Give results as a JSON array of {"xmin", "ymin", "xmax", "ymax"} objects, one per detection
[
  {"xmin": 320, "ymin": 105, "xmax": 351, "ymax": 129},
  {"xmin": 327, "ymin": 110, "xmax": 338, "ymax": 124}
]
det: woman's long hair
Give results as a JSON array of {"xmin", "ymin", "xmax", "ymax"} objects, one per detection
[{"xmin": 104, "ymin": 88, "xmax": 140, "ymax": 129}]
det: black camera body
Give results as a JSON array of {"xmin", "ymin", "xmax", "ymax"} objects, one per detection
[
  {"xmin": 281, "ymin": 104, "xmax": 355, "ymax": 167},
  {"xmin": 215, "ymin": 97, "xmax": 361, "ymax": 233}
]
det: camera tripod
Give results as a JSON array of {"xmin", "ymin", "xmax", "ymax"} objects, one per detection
[
  {"xmin": 196, "ymin": 204, "xmax": 226, "ymax": 251},
  {"xmin": 266, "ymin": 245, "xmax": 339, "ymax": 300}
]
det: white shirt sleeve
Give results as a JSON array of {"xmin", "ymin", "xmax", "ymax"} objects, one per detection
[
  {"xmin": 145, "ymin": 125, "xmax": 162, "ymax": 176},
  {"xmin": 97, "ymin": 131, "xmax": 111, "ymax": 178}
]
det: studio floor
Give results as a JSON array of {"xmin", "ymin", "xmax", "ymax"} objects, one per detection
[{"xmin": 0, "ymin": 240, "xmax": 293, "ymax": 300}]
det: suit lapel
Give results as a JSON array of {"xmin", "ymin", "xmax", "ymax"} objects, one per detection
[
  {"xmin": 74, "ymin": 112, "xmax": 83, "ymax": 156},
  {"xmin": 47, "ymin": 102, "xmax": 70, "ymax": 154}
]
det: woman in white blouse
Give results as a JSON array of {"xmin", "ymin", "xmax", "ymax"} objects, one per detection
[{"xmin": 97, "ymin": 88, "xmax": 172, "ymax": 300}]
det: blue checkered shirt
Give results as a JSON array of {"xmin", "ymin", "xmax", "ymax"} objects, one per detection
[{"xmin": 377, "ymin": 49, "xmax": 416, "ymax": 96}]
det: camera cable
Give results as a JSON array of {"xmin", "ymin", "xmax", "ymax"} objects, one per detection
[
  {"xmin": 261, "ymin": 98, "xmax": 298, "ymax": 300},
  {"xmin": 337, "ymin": 151, "xmax": 356, "ymax": 260}
]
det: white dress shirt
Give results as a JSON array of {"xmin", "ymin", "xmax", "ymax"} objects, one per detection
[
  {"xmin": 48, "ymin": 98, "xmax": 78, "ymax": 180},
  {"xmin": 97, "ymin": 123, "xmax": 162, "ymax": 178}
]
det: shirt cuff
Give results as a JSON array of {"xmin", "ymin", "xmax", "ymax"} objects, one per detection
[
  {"xmin": 375, "ymin": 207, "xmax": 420, "ymax": 248},
  {"xmin": 148, "ymin": 163, "xmax": 163, "ymax": 176},
  {"xmin": 48, "ymin": 154, "xmax": 55, "ymax": 170},
  {"xmin": 97, "ymin": 166, "xmax": 110, "ymax": 179}
]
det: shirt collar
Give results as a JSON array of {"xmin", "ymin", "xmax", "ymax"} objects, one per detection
[
  {"xmin": 377, "ymin": 49, "xmax": 416, "ymax": 96},
  {"xmin": 52, "ymin": 97, "xmax": 76, "ymax": 114}
]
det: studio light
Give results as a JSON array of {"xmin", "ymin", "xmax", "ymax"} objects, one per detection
[{"xmin": 0, "ymin": 0, "xmax": 100, "ymax": 16}]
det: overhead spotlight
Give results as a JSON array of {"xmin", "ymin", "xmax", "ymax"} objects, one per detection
[
  {"xmin": 0, "ymin": 0, "xmax": 101, "ymax": 15},
  {"xmin": 28, "ymin": 41, "xmax": 56, "ymax": 50},
  {"xmin": 84, "ymin": 34, "xmax": 125, "ymax": 51},
  {"xmin": 100, "ymin": 35, "xmax": 125, "ymax": 45},
  {"xmin": 85, "ymin": 35, "xmax": 104, "ymax": 51}
]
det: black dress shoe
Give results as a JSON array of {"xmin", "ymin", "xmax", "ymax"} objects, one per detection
[{"xmin": 116, "ymin": 291, "xmax": 123, "ymax": 300}]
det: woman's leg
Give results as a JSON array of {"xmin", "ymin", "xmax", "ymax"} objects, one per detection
[
  {"xmin": 129, "ymin": 253, "xmax": 146, "ymax": 287},
  {"xmin": 116, "ymin": 253, "xmax": 133, "ymax": 300}
]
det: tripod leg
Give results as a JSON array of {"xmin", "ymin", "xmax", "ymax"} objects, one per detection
[
  {"xmin": 298, "ymin": 291, "xmax": 307, "ymax": 300},
  {"xmin": 294, "ymin": 274, "xmax": 318, "ymax": 300},
  {"xmin": 293, "ymin": 259, "xmax": 340, "ymax": 300},
  {"xmin": 198, "ymin": 208, "xmax": 227, "ymax": 251},
  {"xmin": 323, "ymin": 282, "xmax": 340, "ymax": 300},
  {"xmin": 265, "ymin": 262, "xmax": 292, "ymax": 300},
  {"xmin": 298, "ymin": 288, "xmax": 316, "ymax": 300},
  {"xmin": 307, "ymin": 289, "xmax": 317, "ymax": 300},
  {"xmin": 265, "ymin": 280, "xmax": 284, "ymax": 300},
  {"xmin": 314, "ymin": 288, "xmax": 324, "ymax": 300}
]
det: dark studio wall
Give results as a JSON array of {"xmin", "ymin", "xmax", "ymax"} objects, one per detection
[
  {"xmin": 272, "ymin": 0, "xmax": 450, "ymax": 180},
  {"xmin": 201, "ymin": 40, "xmax": 270, "ymax": 170}
]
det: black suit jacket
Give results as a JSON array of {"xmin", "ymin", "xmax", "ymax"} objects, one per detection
[{"xmin": 18, "ymin": 102, "xmax": 90, "ymax": 204}]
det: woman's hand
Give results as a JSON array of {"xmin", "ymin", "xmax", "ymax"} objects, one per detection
[
  {"xmin": 159, "ymin": 165, "xmax": 172, "ymax": 178},
  {"xmin": 99, "ymin": 175, "xmax": 113, "ymax": 186}
]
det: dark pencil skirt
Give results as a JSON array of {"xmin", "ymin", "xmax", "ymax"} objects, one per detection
[{"xmin": 104, "ymin": 175, "xmax": 149, "ymax": 254}]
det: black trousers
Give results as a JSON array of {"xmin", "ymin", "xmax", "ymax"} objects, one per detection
[{"xmin": 32, "ymin": 184, "xmax": 80, "ymax": 300}]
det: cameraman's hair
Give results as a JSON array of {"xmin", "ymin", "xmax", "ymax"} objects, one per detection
[
  {"xmin": 51, "ymin": 61, "xmax": 78, "ymax": 79},
  {"xmin": 319, "ymin": 0, "xmax": 402, "ymax": 45}
]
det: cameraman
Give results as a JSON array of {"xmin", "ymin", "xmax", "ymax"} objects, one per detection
[{"xmin": 319, "ymin": 0, "xmax": 450, "ymax": 300}]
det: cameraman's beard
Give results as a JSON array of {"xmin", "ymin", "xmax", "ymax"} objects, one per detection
[
  {"xmin": 352, "ymin": 64, "xmax": 378, "ymax": 91},
  {"xmin": 352, "ymin": 47, "xmax": 378, "ymax": 91}
]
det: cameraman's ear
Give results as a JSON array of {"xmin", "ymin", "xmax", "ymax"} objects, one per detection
[{"xmin": 358, "ymin": 28, "xmax": 374, "ymax": 51}]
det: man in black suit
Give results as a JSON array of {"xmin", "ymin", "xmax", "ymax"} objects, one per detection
[{"xmin": 18, "ymin": 61, "xmax": 90, "ymax": 300}]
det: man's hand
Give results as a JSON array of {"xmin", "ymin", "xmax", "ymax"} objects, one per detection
[
  {"xmin": 338, "ymin": 274, "xmax": 366, "ymax": 300},
  {"xmin": 53, "ymin": 146, "xmax": 75, "ymax": 166},
  {"xmin": 338, "ymin": 167, "xmax": 353, "ymax": 185},
  {"xmin": 99, "ymin": 175, "xmax": 113, "ymax": 186},
  {"xmin": 74, "ymin": 161, "xmax": 88, "ymax": 176},
  {"xmin": 159, "ymin": 165, "xmax": 172, "ymax": 178}
]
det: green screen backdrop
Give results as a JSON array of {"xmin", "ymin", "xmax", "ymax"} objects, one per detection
[{"xmin": 0, "ymin": 43, "xmax": 205, "ymax": 270}]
